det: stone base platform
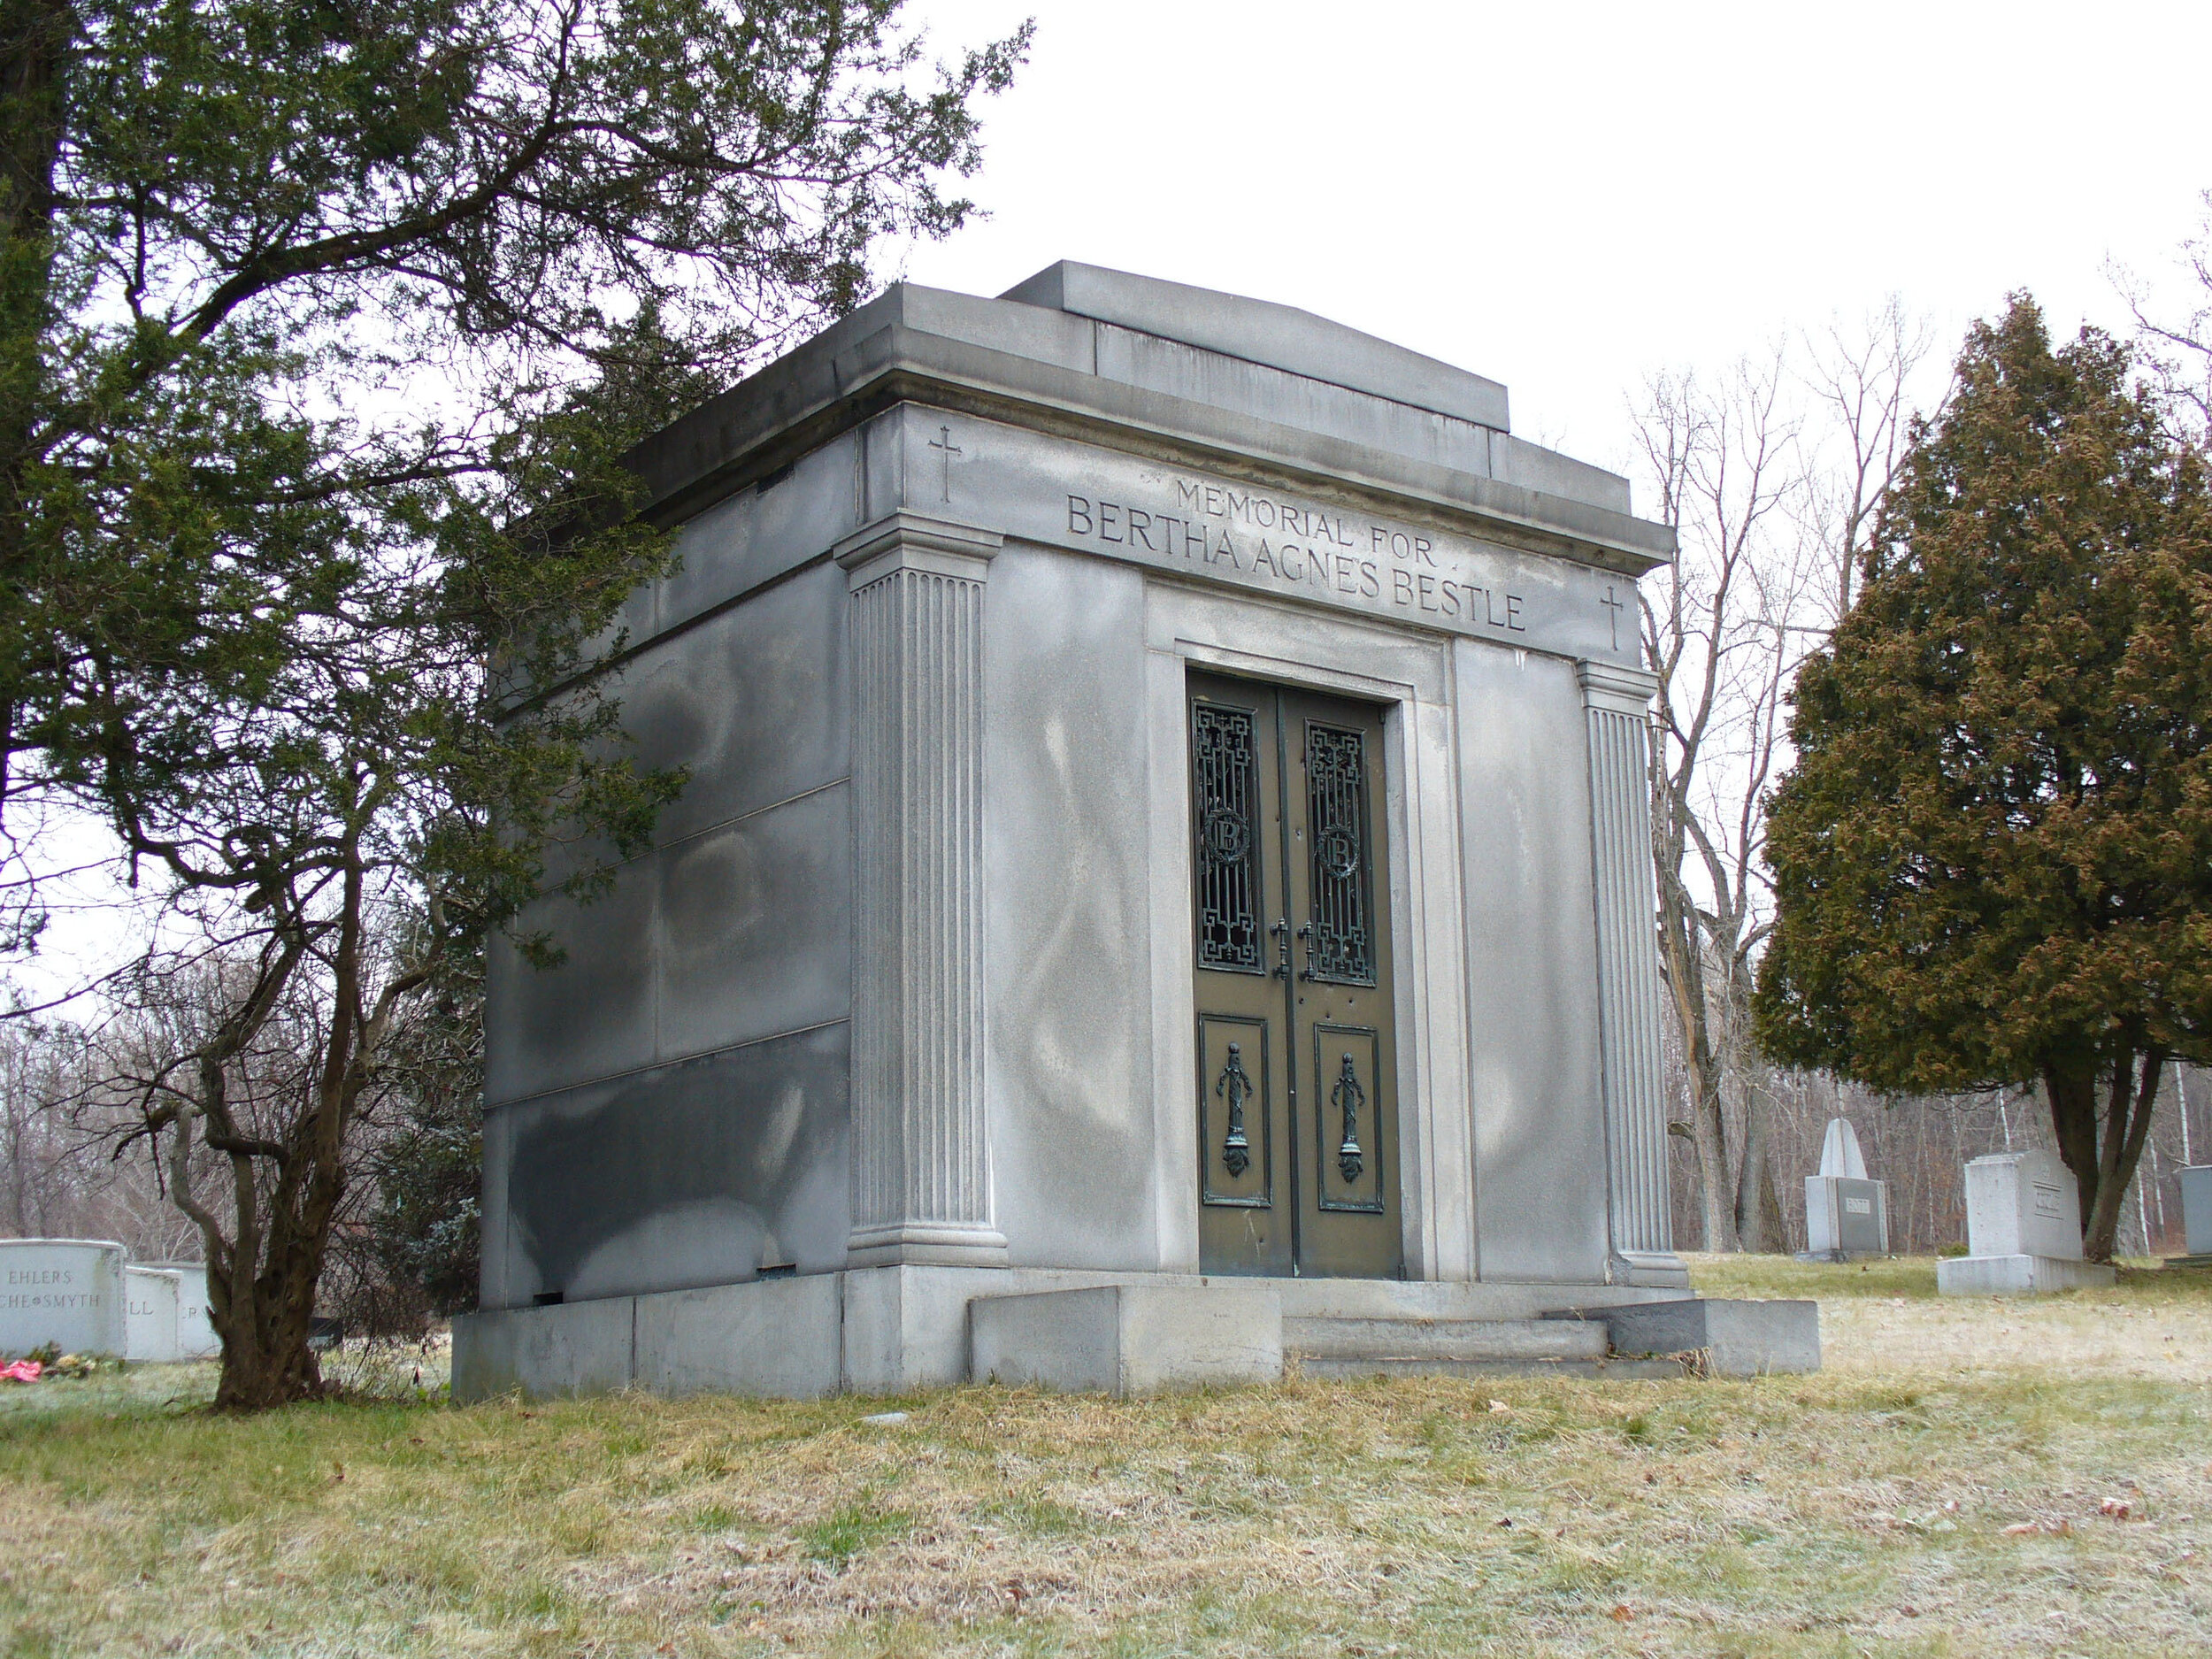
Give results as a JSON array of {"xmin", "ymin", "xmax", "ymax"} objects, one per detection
[
  {"xmin": 452, "ymin": 1269, "xmax": 1819, "ymax": 1401},
  {"xmin": 1936, "ymin": 1254, "xmax": 2118, "ymax": 1295},
  {"xmin": 2162, "ymin": 1254, "xmax": 2212, "ymax": 1271}
]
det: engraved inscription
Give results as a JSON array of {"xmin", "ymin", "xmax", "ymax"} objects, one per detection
[{"xmin": 1066, "ymin": 485, "xmax": 1532, "ymax": 635}]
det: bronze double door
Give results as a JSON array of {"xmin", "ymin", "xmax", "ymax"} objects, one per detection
[{"xmin": 1189, "ymin": 671, "xmax": 1402, "ymax": 1279}]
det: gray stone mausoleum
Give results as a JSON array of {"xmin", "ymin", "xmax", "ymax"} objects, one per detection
[{"xmin": 455, "ymin": 264, "xmax": 1815, "ymax": 1396}]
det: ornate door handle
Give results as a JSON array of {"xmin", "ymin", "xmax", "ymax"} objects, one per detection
[
  {"xmin": 1333, "ymin": 1052, "xmax": 1365, "ymax": 1182},
  {"xmin": 1296, "ymin": 921, "xmax": 1316, "ymax": 981},
  {"xmin": 1270, "ymin": 918, "xmax": 1291, "ymax": 980},
  {"xmin": 1216, "ymin": 1043, "xmax": 1253, "ymax": 1177}
]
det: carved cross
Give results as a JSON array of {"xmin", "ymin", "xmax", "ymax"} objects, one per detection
[
  {"xmin": 1600, "ymin": 585, "xmax": 1625, "ymax": 650},
  {"xmin": 928, "ymin": 424, "xmax": 963, "ymax": 503}
]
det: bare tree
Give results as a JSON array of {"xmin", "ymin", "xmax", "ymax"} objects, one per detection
[
  {"xmin": 1801, "ymin": 299, "xmax": 1934, "ymax": 626},
  {"xmin": 1637, "ymin": 307, "xmax": 1930, "ymax": 1252},
  {"xmin": 2121, "ymin": 188, "xmax": 2212, "ymax": 448},
  {"xmin": 1638, "ymin": 353, "xmax": 1808, "ymax": 1251},
  {"xmin": 0, "ymin": 1021, "xmax": 91, "ymax": 1235},
  {"xmin": 0, "ymin": 1015, "xmax": 211, "ymax": 1255}
]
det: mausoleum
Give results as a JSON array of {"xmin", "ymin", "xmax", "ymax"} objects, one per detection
[{"xmin": 456, "ymin": 263, "xmax": 1812, "ymax": 1396}]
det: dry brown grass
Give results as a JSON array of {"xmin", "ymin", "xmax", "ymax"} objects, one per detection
[{"xmin": 1, "ymin": 1257, "xmax": 2207, "ymax": 1656}]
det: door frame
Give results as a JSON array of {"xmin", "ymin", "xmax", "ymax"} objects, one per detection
[{"xmin": 1141, "ymin": 579, "xmax": 1478, "ymax": 1283}]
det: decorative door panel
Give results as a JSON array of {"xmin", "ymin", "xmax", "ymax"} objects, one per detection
[
  {"xmin": 1190, "ymin": 672, "xmax": 1401, "ymax": 1279},
  {"xmin": 1195, "ymin": 1013, "xmax": 1286, "ymax": 1276},
  {"xmin": 1311, "ymin": 1024, "xmax": 1384, "ymax": 1214}
]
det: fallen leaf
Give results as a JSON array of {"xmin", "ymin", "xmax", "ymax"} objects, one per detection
[
  {"xmin": 1610, "ymin": 1605, "xmax": 1633, "ymax": 1623},
  {"xmin": 1486, "ymin": 1400, "xmax": 1510, "ymax": 1414},
  {"xmin": 2100, "ymin": 1497, "xmax": 2131, "ymax": 1520},
  {"xmin": 2003, "ymin": 1522, "xmax": 2039, "ymax": 1536}
]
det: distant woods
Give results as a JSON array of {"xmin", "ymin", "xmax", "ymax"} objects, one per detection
[
  {"xmin": 1663, "ymin": 1067, "xmax": 2210, "ymax": 1259},
  {"xmin": 0, "ymin": 950, "xmax": 486, "ymax": 1340}
]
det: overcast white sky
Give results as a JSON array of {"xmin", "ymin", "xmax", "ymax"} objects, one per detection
[
  {"xmin": 16, "ymin": 0, "xmax": 2212, "ymax": 1008},
  {"xmin": 895, "ymin": 0, "xmax": 2212, "ymax": 475}
]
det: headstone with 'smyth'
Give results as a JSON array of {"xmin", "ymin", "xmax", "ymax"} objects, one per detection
[
  {"xmin": 0, "ymin": 1239, "xmax": 127, "ymax": 1356},
  {"xmin": 1801, "ymin": 1117, "xmax": 1889, "ymax": 1260}
]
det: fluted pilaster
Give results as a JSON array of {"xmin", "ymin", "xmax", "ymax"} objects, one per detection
[
  {"xmin": 1578, "ymin": 660, "xmax": 1688, "ymax": 1288},
  {"xmin": 838, "ymin": 513, "xmax": 1009, "ymax": 1267}
]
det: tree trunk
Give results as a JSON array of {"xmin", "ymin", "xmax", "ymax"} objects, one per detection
[
  {"xmin": 2044, "ymin": 1056, "xmax": 2101, "ymax": 1233},
  {"xmin": 209, "ymin": 1253, "xmax": 326, "ymax": 1410},
  {"xmin": 2046, "ymin": 1049, "xmax": 2162, "ymax": 1263},
  {"xmin": 1733, "ymin": 1133, "xmax": 1785, "ymax": 1253},
  {"xmin": 1683, "ymin": 1040, "xmax": 1737, "ymax": 1252},
  {"xmin": 202, "ymin": 858, "xmax": 371, "ymax": 1409},
  {"xmin": 1658, "ymin": 876, "xmax": 1739, "ymax": 1252},
  {"xmin": 1731, "ymin": 1059, "xmax": 1786, "ymax": 1251},
  {"xmin": 2081, "ymin": 1051, "xmax": 2160, "ymax": 1264},
  {"xmin": 0, "ymin": 0, "xmax": 68, "ymax": 803}
]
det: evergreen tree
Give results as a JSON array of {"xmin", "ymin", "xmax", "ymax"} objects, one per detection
[
  {"xmin": 0, "ymin": 0, "xmax": 1026, "ymax": 1405},
  {"xmin": 1756, "ymin": 296, "xmax": 2212, "ymax": 1261}
]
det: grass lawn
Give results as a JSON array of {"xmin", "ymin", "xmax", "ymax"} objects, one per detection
[{"xmin": 2, "ymin": 1256, "xmax": 2208, "ymax": 1656}]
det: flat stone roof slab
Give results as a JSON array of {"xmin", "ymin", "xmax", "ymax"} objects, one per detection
[{"xmin": 1001, "ymin": 260, "xmax": 1512, "ymax": 430}]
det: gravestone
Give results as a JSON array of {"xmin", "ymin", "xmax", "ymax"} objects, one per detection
[
  {"xmin": 1937, "ymin": 1148, "xmax": 2116, "ymax": 1294},
  {"xmin": 150, "ymin": 1262, "xmax": 220, "ymax": 1358},
  {"xmin": 1801, "ymin": 1117, "xmax": 1889, "ymax": 1260},
  {"xmin": 123, "ymin": 1266, "xmax": 182, "ymax": 1362},
  {"xmin": 454, "ymin": 261, "xmax": 1820, "ymax": 1398},
  {"xmin": 2168, "ymin": 1166, "xmax": 2212, "ymax": 1267},
  {"xmin": 0, "ymin": 1239, "xmax": 126, "ymax": 1356}
]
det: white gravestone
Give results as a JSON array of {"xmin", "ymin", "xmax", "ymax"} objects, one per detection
[
  {"xmin": 1937, "ymin": 1148, "xmax": 2116, "ymax": 1294},
  {"xmin": 0, "ymin": 1239, "xmax": 127, "ymax": 1356},
  {"xmin": 151, "ymin": 1262, "xmax": 220, "ymax": 1358},
  {"xmin": 1802, "ymin": 1118, "xmax": 1890, "ymax": 1259},
  {"xmin": 2165, "ymin": 1165, "xmax": 2212, "ymax": 1266},
  {"xmin": 123, "ymin": 1266, "xmax": 183, "ymax": 1362}
]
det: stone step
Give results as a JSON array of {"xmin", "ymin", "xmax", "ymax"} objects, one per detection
[
  {"xmin": 1294, "ymin": 1353, "xmax": 1690, "ymax": 1381},
  {"xmin": 1283, "ymin": 1315, "xmax": 1609, "ymax": 1364}
]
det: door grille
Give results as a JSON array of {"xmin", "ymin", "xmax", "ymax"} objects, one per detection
[
  {"xmin": 1192, "ymin": 702, "xmax": 1263, "ymax": 972},
  {"xmin": 1304, "ymin": 722, "xmax": 1375, "ymax": 984}
]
